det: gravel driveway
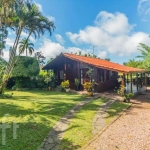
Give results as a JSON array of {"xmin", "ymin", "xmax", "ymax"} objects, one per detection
[{"xmin": 86, "ymin": 90, "xmax": 150, "ymax": 150}]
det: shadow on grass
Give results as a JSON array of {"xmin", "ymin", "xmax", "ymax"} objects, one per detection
[
  {"xmin": 0, "ymin": 100, "xmax": 83, "ymax": 118},
  {"xmin": 0, "ymin": 121, "xmax": 52, "ymax": 150},
  {"xmin": 59, "ymin": 138, "xmax": 81, "ymax": 150},
  {"xmin": 106, "ymin": 101, "xmax": 130, "ymax": 119}
]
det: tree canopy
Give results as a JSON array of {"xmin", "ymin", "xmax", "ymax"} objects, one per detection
[
  {"xmin": 123, "ymin": 59, "xmax": 143, "ymax": 68},
  {"xmin": 19, "ymin": 38, "xmax": 34, "ymax": 56},
  {"xmin": 137, "ymin": 43, "xmax": 150, "ymax": 59},
  {"xmin": 12, "ymin": 56, "xmax": 40, "ymax": 77}
]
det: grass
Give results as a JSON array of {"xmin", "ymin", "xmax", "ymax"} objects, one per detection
[
  {"xmin": 106, "ymin": 101, "xmax": 131, "ymax": 124},
  {"xmin": 59, "ymin": 97, "xmax": 108, "ymax": 150},
  {"xmin": 0, "ymin": 90, "xmax": 84, "ymax": 150}
]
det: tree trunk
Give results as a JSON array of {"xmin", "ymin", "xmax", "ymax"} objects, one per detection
[{"xmin": 0, "ymin": 26, "xmax": 23, "ymax": 95}]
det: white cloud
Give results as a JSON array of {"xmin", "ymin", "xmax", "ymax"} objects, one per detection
[
  {"xmin": 47, "ymin": 16, "xmax": 55, "ymax": 22},
  {"xmin": 35, "ymin": 2, "xmax": 43, "ymax": 12},
  {"xmin": 37, "ymin": 39, "xmax": 88, "ymax": 59},
  {"xmin": 66, "ymin": 11, "xmax": 150, "ymax": 57},
  {"xmin": 5, "ymin": 38, "xmax": 14, "ymax": 47},
  {"xmin": 37, "ymin": 39, "xmax": 65, "ymax": 58},
  {"xmin": 138, "ymin": 0, "xmax": 150, "ymax": 19},
  {"xmin": 3, "ymin": 50, "xmax": 9, "ymax": 61},
  {"xmin": 97, "ymin": 51, "xmax": 107, "ymax": 59},
  {"xmin": 21, "ymin": 32, "xmax": 35, "ymax": 43},
  {"xmin": 55, "ymin": 34, "xmax": 65, "ymax": 45}
]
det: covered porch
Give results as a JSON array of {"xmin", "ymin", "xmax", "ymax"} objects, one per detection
[{"xmin": 119, "ymin": 72, "xmax": 147, "ymax": 94}]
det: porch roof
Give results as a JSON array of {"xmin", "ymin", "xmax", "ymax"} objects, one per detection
[{"xmin": 43, "ymin": 53, "xmax": 147, "ymax": 73}]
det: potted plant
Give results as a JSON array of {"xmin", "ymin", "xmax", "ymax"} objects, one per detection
[
  {"xmin": 83, "ymin": 82, "xmax": 93, "ymax": 96},
  {"xmin": 61, "ymin": 80, "xmax": 70, "ymax": 92},
  {"xmin": 74, "ymin": 78, "xmax": 80, "ymax": 90},
  {"xmin": 124, "ymin": 93, "xmax": 134, "ymax": 102}
]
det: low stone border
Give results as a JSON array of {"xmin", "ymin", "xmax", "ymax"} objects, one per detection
[
  {"xmin": 82, "ymin": 102, "xmax": 132, "ymax": 150},
  {"xmin": 92, "ymin": 99, "xmax": 116, "ymax": 135},
  {"xmin": 38, "ymin": 95, "xmax": 100, "ymax": 150}
]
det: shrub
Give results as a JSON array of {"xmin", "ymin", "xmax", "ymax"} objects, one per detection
[
  {"xmin": 12, "ymin": 85, "xmax": 17, "ymax": 90},
  {"xmin": 115, "ymin": 85, "xmax": 126, "ymax": 97},
  {"xmin": 57, "ymin": 85, "xmax": 63, "ymax": 92},
  {"xmin": 61, "ymin": 80, "xmax": 70, "ymax": 89},
  {"xmin": 83, "ymin": 82, "xmax": 93, "ymax": 92},
  {"xmin": 0, "ymin": 93, "xmax": 13, "ymax": 99}
]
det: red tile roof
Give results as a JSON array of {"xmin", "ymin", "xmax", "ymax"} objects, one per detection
[{"xmin": 63, "ymin": 53, "xmax": 146, "ymax": 73}]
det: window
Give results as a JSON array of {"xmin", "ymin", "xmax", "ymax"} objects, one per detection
[
  {"xmin": 81, "ymin": 69, "xmax": 83, "ymax": 84},
  {"xmin": 60, "ymin": 70, "xmax": 64, "ymax": 80}
]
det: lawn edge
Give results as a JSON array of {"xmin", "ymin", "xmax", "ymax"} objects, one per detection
[{"xmin": 82, "ymin": 101, "xmax": 132, "ymax": 150}]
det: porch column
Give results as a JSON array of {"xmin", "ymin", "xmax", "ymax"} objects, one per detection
[
  {"xmin": 121, "ymin": 74, "xmax": 125, "ymax": 95},
  {"xmin": 140, "ymin": 73, "xmax": 143, "ymax": 88},
  {"xmin": 130, "ymin": 73, "xmax": 133, "ymax": 93},
  {"xmin": 144, "ymin": 73, "xmax": 147, "ymax": 92},
  {"xmin": 123, "ymin": 74, "xmax": 126, "ymax": 87},
  {"xmin": 136, "ymin": 73, "xmax": 138, "ymax": 91},
  {"xmin": 127, "ymin": 74, "xmax": 129, "ymax": 83}
]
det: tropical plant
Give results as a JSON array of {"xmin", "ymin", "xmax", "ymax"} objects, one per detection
[
  {"xmin": 61, "ymin": 80, "xmax": 70, "ymax": 89},
  {"xmin": 83, "ymin": 82, "xmax": 93, "ymax": 92},
  {"xmin": 86, "ymin": 67, "xmax": 94, "ymax": 81},
  {"xmin": 19, "ymin": 38, "xmax": 34, "ymax": 56},
  {"xmin": 124, "ymin": 93, "xmax": 134, "ymax": 100},
  {"xmin": 74, "ymin": 78, "xmax": 80, "ymax": 90},
  {"xmin": 0, "ymin": 1, "xmax": 55, "ymax": 94},
  {"xmin": 123, "ymin": 59, "xmax": 142, "ymax": 68},
  {"xmin": 44, "ymin": 70, "xmax": 55, "ymax": 88},
  {"xmin": 137, "ymin": 43, "xmax": 150, "ymax": 59},
  {"xmin": 115, "ymin": 85, "xmax": 126, "ymax": 97}
]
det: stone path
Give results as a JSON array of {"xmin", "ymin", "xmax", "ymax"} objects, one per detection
[
  {"xmin": 38, "ymin": 95, "xmax": 100, "ymax": 150},
  {"xmin": 92, "ymin": 99, "xmax": 116, "ymax": 135}
]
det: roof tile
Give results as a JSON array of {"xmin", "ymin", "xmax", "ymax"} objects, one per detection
[{"xmin": 63, "ymin": 53, "xmax": 146, "ymax": 73}]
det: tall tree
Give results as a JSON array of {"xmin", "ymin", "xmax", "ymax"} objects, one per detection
[
  {"xmin": 19, "ymin": 38, "xmax": 34, "ymax": 56},
  {"xmin": 0, "ymin": 1, "xmax": 55, "ymax": 94}
]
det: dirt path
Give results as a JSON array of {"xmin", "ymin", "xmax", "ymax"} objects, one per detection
[{"xmin": 85, "ymin": 90, "xmax": 150, "ymax": 150}]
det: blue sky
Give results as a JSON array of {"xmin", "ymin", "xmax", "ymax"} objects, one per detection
[{"xmin": 4, "ymin": 0, "xmax": 150, "ymax": 64}]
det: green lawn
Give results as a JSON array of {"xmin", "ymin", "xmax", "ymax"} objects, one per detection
[
  {"xmin": 59, "ymin": 99, "xmax": 130, "ymax": 150},
  {"xmin": 0, "ymin": 90, "xmax": 84, "ymax": 150},
  {"xmin": 59, "ymin": 98, "xmax": 108, "ymax": 150},
  {"xmin": 106, "ymin": 101, "xmax": 131, "ymax": 124}
]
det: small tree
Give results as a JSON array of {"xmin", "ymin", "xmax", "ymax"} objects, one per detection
[
  {"xmin": 86, "ymin": 67, "xmax": 94, "ymax": 82},
  {"xmin": 34, "ymin": 51, "xmax": 46, "ymax": 64}
]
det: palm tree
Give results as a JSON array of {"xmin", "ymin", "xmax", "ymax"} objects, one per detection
[
  {"xmin": 19, "ymin": 38, "xmax": 34, "ymax": 56},
  {"xmin": 136, "ymin": 43, "xmax": 150, "ymax": 59},
  {"xmin": 0, "ymin": 1, "xmax": 55, "ymax": 94}
]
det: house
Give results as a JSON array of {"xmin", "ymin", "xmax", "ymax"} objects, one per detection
[{"xmin": 43, "ymin": 53, "xmax": 147, "ymax": 93}]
